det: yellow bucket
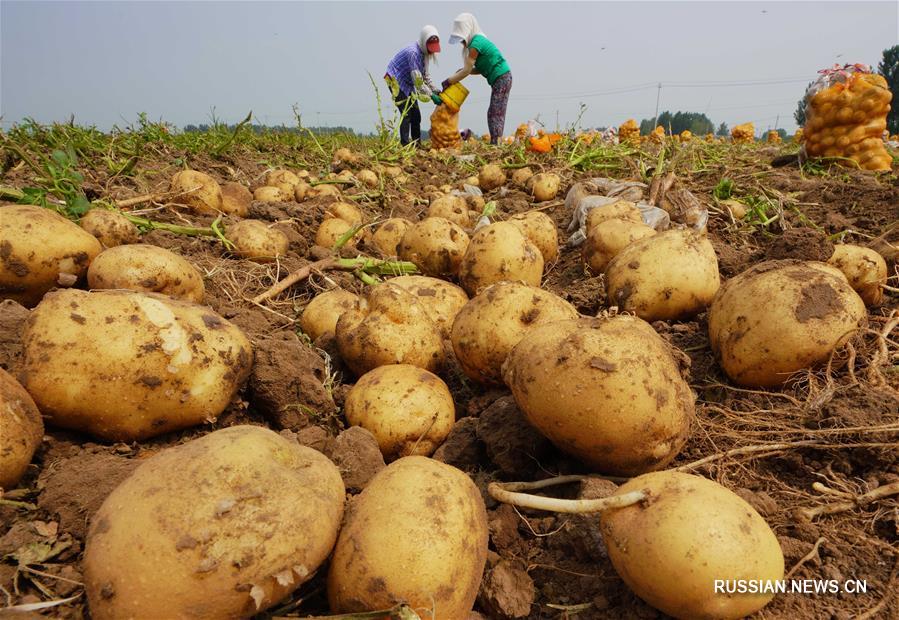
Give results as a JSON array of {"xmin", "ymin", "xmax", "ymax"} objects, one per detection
[{"xmin": 440, "ymin": 82, "xmax": 469, "ymax": 112}]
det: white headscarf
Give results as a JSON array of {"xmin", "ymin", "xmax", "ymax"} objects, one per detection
[
  {"xmin": 449, "ymin": 13, "xmax": 483, "ymax": 48},
  {"xmin": 419, "ymin": 25, "xmax": 439, "ymax": 69}
]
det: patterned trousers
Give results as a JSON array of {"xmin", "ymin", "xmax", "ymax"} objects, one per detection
[{"xmin": 488, "ymin": 72, "xmax": 512, "ymax": 144}]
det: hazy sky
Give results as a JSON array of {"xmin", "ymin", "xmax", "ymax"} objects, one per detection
[{"xmin": 2, "ymin": 1, "xmax": 897, "ymax": 135}]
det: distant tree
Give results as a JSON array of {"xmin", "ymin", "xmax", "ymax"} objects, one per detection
[
  {"xmin": 639, "ymin": 111, "xmax": 714, "ymax": 135},
  {"xmin": 878, "ymin": 45, "xmax": 899, "ymax": 134},
  {"xmin": 715, "ymin": 122, "xmax": 729, "ymax": 137},
  {"xmin": 794, "ymin": 81, "xmax": 814, "ymax": 128}
]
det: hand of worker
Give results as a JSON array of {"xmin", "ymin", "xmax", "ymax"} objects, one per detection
[
  {"xmin": 441, "ymin": 79, "xmax": 451, "ymax": 91},
  {"xmin": 431, "ymin": 93, "xmax": 443, "ymax": 105}
]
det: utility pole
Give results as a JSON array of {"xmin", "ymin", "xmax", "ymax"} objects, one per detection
[
  {"xmin": 774, "ymin": 114, "xmax": 780, "ymax": 130},
  {"xmin": 556, "ymin": 110, "xmax": 559, "ymax": 132},
  {"xmin": 652, "ymin": 82, "xmax": 662, "ymax": 128}
]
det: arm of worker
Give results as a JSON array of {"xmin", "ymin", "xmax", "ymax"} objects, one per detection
[{"xmin": 443, "ymin": 49, "xmax": 478, "ymax": 88}]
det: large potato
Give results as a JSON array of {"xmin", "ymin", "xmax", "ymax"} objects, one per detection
[
  {"xmin": 254, "ymin": 185, "xmax": 291, "ymax": 203},
  {"xmin": 21, "ymin": 289, "xmax": 252, "ymax": 441},
  {"xmin": 265, "ymin": 169, "xmax": 300, "ymax": 189},
  {"xmin": 220, "ymin": 182, "xmax": 252, "ymax": 217},
  {"xmin": 335, "ymin": 284, "xmax": 444, "ymax": 376},
  {"xmin": 87, "ymin": 244, "xmax": 205, "ymax": 303},
  {"xmin": 478, "ymin": 163, "xmax": 507, "ymax": 191},
  {"xmin": 502, "ymin": 316, "xmax": 693, "ymax": 475},
  {"xmin": 529, "ymin": 172, "xmax": 561, "ymax": 202},
  {"xmin": 452, "ymin": 281, "xmax": 578, "ymax": 384},
  {"xmin": 606, "ymin": 229, "xmax": 720, "ymax": 321},
  {"xmin": 170, "ymin": 170, "xmax": 223, "ymax": 213},
  {"xmin": 399, "ymin": 217, "xmax": 470, "ymax": 277},
  {"xmin": 80, "ymin": 208, "xmax": 139, "ymax": 248},
  {"xmin": 583, "ymin": 217, "xmax": 657, "ymax": 274},
  {"xmin": 428, "ymin": 195, "xmax": 470, "ymax": 227},
  {"xmin": 328, "ymin": 456, "xmax": 488, "ymax": 618},
  {"xmin": 345, "ymin": 365, "xmax": 454, "ymax": 459},
  {"xmin": 601, "ymin": 471, "xmax": 783, "ymax": 619},
  {"xmin": 356, "ymin": 169, "xmax": 379, "ymax": 188},
  {"xmin": 0, "ymin": 368, "xmax": 43, "ymax": 491},
  {"xmin": 299, "ymin": 288, "xmax": 359, "ymax": 340},
  {"xmin": 371, "ymin": 218, "xmax": 413, "ymax": 257},
  {"xmin": 510, "ymin": 166, "xmax": 534, "ymax": 187},
  {"xmin": 828, "ymin": 244, "xmax": 887, "ymax": 306},
  {"xmin": 585, "ymin": 200, "xmax": 643, "ymax": 231},
  {"xmin": 325, "ymin": 201, "xmax": 363, "ymax": 226},
  {"xmin": 85, "ymin": 426, "xmax": 344, "ymax": 620},
  {"xmin": 458, "ymin": 222, "xmax": 544, "ymax": 296},
  {"xmin": 387, "ymin": 275, "xmax": 468, "ymax": 338},
  {"xmin": 508, "ymin": 211, "xmax": 560, "ymax": 262},
  {"xmin": 708, "ymin": 260, "xmax": 867, "ymax": 387},
  {"xmin": 226, "ymin": 220, "xmax": 289, "ymax": 263},
  {"xmin": 315, "ymin": 218, "xmax": 358, "ymax": 249},
  {"xmin": 0, "ymin": 205, "xmax": 103, "ymax": 307}
]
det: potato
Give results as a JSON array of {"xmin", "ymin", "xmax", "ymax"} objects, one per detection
[
  {"xmin": 87, "ymin": 244, "xmax": 205, "ymax": 303},
  {"xmin": 428, "ymin": 195, "xmax": 470, "ymax": 227},
  {"xmin": 293, "ymin": 181, "xmax": 312, "ymax": 202},
  {"xmin": 458, "ymin": 222, "xmax": 544, "ymax": 296},
  {"xmin": 308, "ymin": 183, "xmax": 343, "ymax": 200},
  {"xmin": 299, "ymin": 288, "xmax": 359, "ymax": 340},
  {"xmin": 502, "ymin": 316, "xmax": 693, "ymax": 475},
  {"xmin": 21, "ymin": 289, "xmax": 252, "ymax": 441},
  {"xmin": 332, "ymin": 147, "xmax": 364, "ymax": 170},
  {"xmin": 220, "ymin": 182, "xmax": 252, "ymax": 217},
  {"xmin": 335, "ymin": 284, "xmax": 444, "ymax": 376},
  {"xmin": 828, "ymin": 244, "xmax": 887, "ymax": 306},
  {"xmin": 386, "ymin": 275, "xmax": 468, "ymax": 338},
  {"xmin": 265, "ymin": 169, "xmax": 300, "ymax": 189},
  {"xmin": 0, "ymin": 368, "xmax": 43, "ymax": 490},
  {"xmin": 1, "ymin": 205, "xmax": 103, "ymax": 307},
  {"xmin": 315, "ymin": 218, "xmax": 358, "ymax": 249},
  {"xmin": 606, "ymin": 229, "xmax": 720, "ymax": 321},
  {"xmin": 478, "ymin": 163, "xmax": 507, "ymax": 191},
  {"xmin": 253, "ymin": 185, "xmax": 291, "ymax": 203},
  {"xmin": 601, "ymin": 471, "xmax": 783, "ymax": 619},
  {"xmin": 452, "ymin": 281, "xmax": 578, "ymax": 384},
  {"xmin": 708, "ymin": 260, "xmax": 867, "ymax": 387},
  {"xmin": 328, "ymin": 456, "xmax": 487, "ymax": 618},
  {"xmin": 356, "ymin": 169, "xmax": 379, "ymax": 188},
  {"xmin": 508, "ymin": 211, "xmax": 560, "ymax": 262},
  {"xmin": 80, "ymin": 208, "xmax": 139, "ymax": 248},
  {"xmin": 370, "ymin": 218, "xmax": 413, "ymax": 257},
  {"xmin": 170, "ymin": 169, "xmax": 223, "ymax": 213},
  {"xmin": 583, "ymin": 217, "xmax": 657, "ymax": 274},
  {"xmin": 585, "ymin": 200, "xmax": 643, "ymax": 231},
  {"xmin": 510, "ymin": 166, "xmax": 534, "ymax": 187},
  {"xmin": 345, "ymin": 365, "xmax": 454, "ymax": 459},
  {"xmin": 325, "ymin": 201, "xmax": 363, "ymax": 225},
  {"xmin": 85, "ymin": 426, "xmax": 344, "ymax": 620},
  {"xmin": 398, "ymin": 217, "xmax": 471, "ymax": 277},
  {"xmin": 529, "ymin": 172, "xmax": 561, "ymax": 202},
  {"xmin": 464, "ymin": 175, "xmax": 480, "ymax": 187},
  {"xmin": 226, "ymin": 219, "xmax": 289, "ymax": 263},
  {"xmin": 463, "ymin": 193, "xmax": 485, "ymax": 213}
]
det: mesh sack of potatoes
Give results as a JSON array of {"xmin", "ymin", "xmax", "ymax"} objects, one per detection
[
  {"xmin": 766, "ymin": 131, "xmax": 782, "ymax": 144},
  {"xmin": 731, "ymin": 123, "xmax": 755, "ymax": 143},
  {"xmin": 430, "ymin": 105, "xmax": 462, "ymax": 149},
  {"xmin": 618, "ymin": 119, "xmax": 640, "ymax": 144},
  {"xmin": 802, "ymin": 64, "xmax": 892, "ymax": 171}
]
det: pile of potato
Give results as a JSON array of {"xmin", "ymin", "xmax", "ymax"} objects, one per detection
[
  {"xmin": 802, "ymin": 72, "xmax": 893, "ymax": 170},
  {"xmin": 731, "ymin": 122, "xmax": 755, "ymax": 143},
  {"xmin": 618, "ymin": 118, "xmax": 640, "ymax": 143},
  {"xmin": 430, "ymin": 104, "xmax": 461, "ymax": 149}
]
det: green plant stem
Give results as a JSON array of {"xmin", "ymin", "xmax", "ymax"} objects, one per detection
[
  {"xmin": 0, "ymin": 498, "xmax": 36, "ymax": 510},
  {"xmin": 212, "ymin": 110, "xmax": 252, "ymax": 156}
]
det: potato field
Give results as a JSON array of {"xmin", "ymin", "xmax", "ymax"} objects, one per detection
[{"xmin": 0, "ymin": 119, "xmax": 897, "ymax": 620}]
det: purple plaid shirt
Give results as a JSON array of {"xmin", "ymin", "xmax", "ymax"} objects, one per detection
[{"xmin": 386, "ymin": 43, "xmax": 425, "ymax": 97}]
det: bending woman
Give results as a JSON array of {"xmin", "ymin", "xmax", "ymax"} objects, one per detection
[
  {"xmin": 442, "ymin": 13, "xmax": 511, "ymax": 144},
  {"xmin": 385, "ymin": 25, "xmax": 442, "ymax": 146}
]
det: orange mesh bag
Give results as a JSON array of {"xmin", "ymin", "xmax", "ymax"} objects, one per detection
[
  {"xmin": 619, "ymin": 119, "xmax": 640, "ymax": 144},
  {"xmin": 766, "ymin": 131, "xmax": 782, "ymax": 144},
  {"xmin": 803, "ymin": 64, "xmax": 892, "ymax": 171},
  {"xmin": 731, "ymin": 123, "xmax": 754, "ymax": 144},
  {"xmin": 429, "ymin": 105, "xmax": 461, "ymax": 149}
]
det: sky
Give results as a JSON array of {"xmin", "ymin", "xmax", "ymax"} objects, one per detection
[{"xmin": 1, "ymin": 1, "xmax": 897, "ymax": 136}]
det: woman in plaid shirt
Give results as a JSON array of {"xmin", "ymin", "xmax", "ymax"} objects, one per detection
[{"xmin": 385, "ymin": 26, "xmax": 442, "ymax": 146}]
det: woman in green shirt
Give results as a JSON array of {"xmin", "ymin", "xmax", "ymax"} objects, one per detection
[{"xmin": 442, "ymin": 13, "xmax": 512, "ymax": 144}]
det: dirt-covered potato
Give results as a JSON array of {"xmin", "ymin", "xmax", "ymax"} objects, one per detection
[
  {"xmin": 299, "ymin": 288, "xmax": 359, "ymax": 340},
  {"xmin": 220, "ymin": 182, "xmax": 252, "ymax": 217},
  {"xmin": 511, "ymin": 166, "xmax": 534, "ymax": 187},
  {"xmin": 328, "ymin": 456, "xmax": 487, "ymax": 618},
  {"xmin": 332, "ymin": 147, "xmax": 364, "ymax": 171},
  {"xmin": 80, "ymin": 208, "xmax": 139, "ymax": 248},
  {"xmin": 508, "ymin": 211, "xmax": 560, "ymax": 262},
  {"xmin": 21, "ymin": 289, "xmax": 252, "ymax": 441},
  {"xmin": 0, "ymin": 368, "xmax": 43, "ymax": 491},
  {"xmin": 398, "ymin": 217, "xmax": 471, "ymax": 277},
  {"xmin": 335, "ymin": 284, "xmax": 444, "ymax": 376},
  {"xmin": 294, "ymin": 181, "xmax": 312, "ymax": 202},
  {"xmin": 606, "ymin": 229, "xmax": 720, "ymax": 321},
  {"xmin": 828, "ymin": 244, "xmax": 887, "ymax": 306},
  {"xmin": 459, "ymin": 221, "xmax": 544, "ymax": 296},
  {"xmin": 478, "ymin": 163, "xmax": 507, "ymax": 191},
  {"xmin": 265, "ymin": 169, "xmax": 300, "ymax": 189},
  {"xmin": 503, "ymin": 316, "xmax": 694, "ymax": 475},
  {"xmin": 226, "ymin": 219, "xmax": 289, "ymax": 263},
  {"xmin": 451, "ymin": 281, "xmax": 578, "ymax": 384},
  {"xmin": 315, "ymin": 218, "xmax": 358, "ymax": 249},
  {"xmin": 345, "ymin": 365, "xmax": 454, "ymax": 459},
  {"xmin": 585, "ymin": 200, "xmax": 643, "ymax": 231},
  {"xmin": 465, "ymin": 175, "xmax": 480, "ymax": 187},
  {"xmin": 325, "ymin": 201, "xmax": 363, "ymax": 225},
  {"xmin": 601, "ymin": 471, "xmax": 784, "ymax": 619},
  {"xmin": 258, "ymin": 185, "xmax": 295, "ymax": 203},
  {"xmin": 85, "ymin": 426, "xmax": 345, "ymax": 620},
  {"xmin": 356, "ymin": 169, "xmax": 379, "ymax": 188},
  {"xmin": 308, "ymin": 183, "xmax": 342, "ymax": 200},
  {"xmin": 1, "ymin": 205, "xmax": 103, "ymax": 307},
  {"xmin": 709, "ymin": 260, "xmax": 867, "ymax": 387},
  {"xmin": 370, "ymin": 218, "xmax": 413, "ymax": 257},
  {"xmin": 386, "ymin": 275, "xmax": 468, "ymax": 338},
  {"xmin": 583, "ymin": 217, "xmax": 657, "ymax": 274},
  {"xmin": 529, "ymin": 172, "xmax": 561, "ymax": 202},
  {"xmin": 87, "ymin": 244, "xmax": 205, "ymax": 303},
  {"xmin": 428, "ymin": 195, "xmax": 470, "ymax": 227},
  {"xmin": 170, "ymin": 169, "xmax": 223, "ymax": 213}
]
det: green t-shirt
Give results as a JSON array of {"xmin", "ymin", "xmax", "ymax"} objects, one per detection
[{"xmin": 469, "ymin": 34, "xmax": 510, "ymax": 86}]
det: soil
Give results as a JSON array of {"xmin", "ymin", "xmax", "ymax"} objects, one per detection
[{"xmin": 1, "ymin": 139, "xmax": 897, "ymax": 620}]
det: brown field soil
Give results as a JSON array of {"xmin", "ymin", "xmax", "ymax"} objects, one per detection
[{"xmin": 1, "ymin": 135, "xmax": 897, "ymax": 620}]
